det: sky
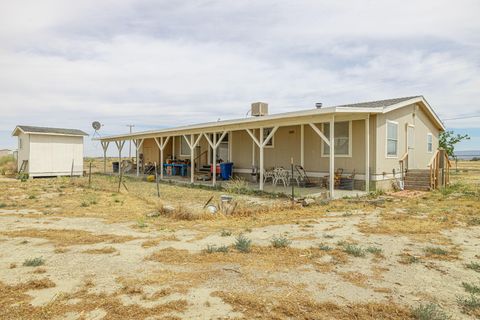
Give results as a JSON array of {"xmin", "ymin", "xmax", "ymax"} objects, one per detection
[{"xmin": 0, "ymin": 0, "xmax": 479, "ymax": 156}]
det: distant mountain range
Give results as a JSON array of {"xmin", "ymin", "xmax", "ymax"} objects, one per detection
[{"xmin": 454, "ymin": 150, "xmax": 480, "ymax": 160}]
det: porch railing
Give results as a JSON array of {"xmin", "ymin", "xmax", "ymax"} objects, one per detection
[{"xmin": 428, "ymin": 149, "xmax": 451, "ymax": 190}]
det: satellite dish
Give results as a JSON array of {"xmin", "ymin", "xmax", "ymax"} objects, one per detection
[{"xmin": 92, "ymin": 121, "xmax": 102, "ymax": 130}]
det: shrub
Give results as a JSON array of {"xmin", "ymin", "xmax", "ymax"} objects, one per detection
[
  {"xmin": 220, "ymin": 230, "xmax": 232, "ymax": 237},
  {"xmin": 465, "ymin": 262, "xmax": 480, "ymax": 272},
  {"xmin": 205, "ymin": 245, "xmax": 229, "ymax": 253},
  {"xmin": 234, "ymin": 234, "xmax": 252, "ymax": 253},
  {"xmin": 23, "ymin": 257, "xmax": 45, "ymax": 267},
  {"xmin": 224, "ymin": 178, "xmax": 250, "ymax": 194},
  {"xmin": 411, "ymin": 303, "xmax": 450, "ymax": 320},
  {"xmin": 271, "ymin": 236, "xmax": 291, "ymax": 248},
  {"xmin": 457, "ymin": 294, "xmax": 480, "ymax": 313},
  {"xmin": 424, "ymin": 247, "xmax": 448, "ymax": 256},
  {"xmin": 318, "ymin": 243, "xmax": 332, "ymax": 251},
  {"xmin": 467, "ymin": 217, "xmax": 480, "ymax": 226},
  {"xmin": 462, "ymin": 282, "xmax": 480, "ymax": 295},
  {"xmin": 343, "ymin": 244, "xmax": 365, "ymax": 257},
  {"xmin": 137, "ymin": 218, "xmax": 147, "ymax": 228},
  {"xmin": 366, "ymin": 246, "xmax": 383, "ymax": 255},
  {"xmin": 0, "ymin": 203, "xmax": 6, "ymax": 208}
]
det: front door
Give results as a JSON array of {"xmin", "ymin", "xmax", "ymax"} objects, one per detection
[{"xmin": 407, "ymin": 125, "xmax": 415, "ymax": 168}]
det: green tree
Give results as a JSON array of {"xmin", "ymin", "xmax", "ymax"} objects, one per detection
[{"xmin": 439, "ymin": 130, "xmax": 470, "ymax": 157}]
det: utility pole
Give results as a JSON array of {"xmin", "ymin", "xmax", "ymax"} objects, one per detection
[{"xmin": 126, "ymin": 124, "xmax": 135, "ymax": 159}]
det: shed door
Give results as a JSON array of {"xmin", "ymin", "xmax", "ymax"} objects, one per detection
[{"xmin": 407, "ymin": 126, "xmax": 415, "ymax": 168}]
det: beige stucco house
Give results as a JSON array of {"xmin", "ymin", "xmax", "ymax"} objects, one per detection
[
  {"xmin": 12, "ymin": 126, "xmax": 88, "ymax": 178},
  {"xmin": 98, "ymin": 96, "xmax": 445, "ymax": 197}
]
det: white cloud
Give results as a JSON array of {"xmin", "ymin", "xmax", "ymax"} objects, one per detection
[{"xmin": 0, "ymin": 0, "xmax": 479, "ymax": 154}]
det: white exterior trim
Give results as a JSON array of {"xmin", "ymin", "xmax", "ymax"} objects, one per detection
[
  {"xmin": 321, "ymin": 120, "xmax": 352, "ymax": 158},
  {"xmin": 386, "ymin": 120, "xmax": 399, "ymax": 159}
]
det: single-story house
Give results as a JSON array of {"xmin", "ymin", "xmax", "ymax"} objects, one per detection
[
  {"xmin": 97, "ymin": 96, "xmax": 447, "ymax": 197},
  {"xmin": 12, "ymin": 125, "xmax": 88, "ymax": 178}
]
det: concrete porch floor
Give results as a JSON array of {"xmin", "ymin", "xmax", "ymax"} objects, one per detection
[{"xmin": 135, "ymin": 173, "xmax": 367, "ymax": 199}]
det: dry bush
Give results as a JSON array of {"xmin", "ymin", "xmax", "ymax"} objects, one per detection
[
  {"xmin": 147, "ymin": 246, "xmax": 349, "ymax": 271},
  {"xmin": 212, "ymin": 291, "xmax": 413, "ymax": 319},
  {"xmin": 82, "ymin": 246, "xmax": 117, "ymax": 254}
]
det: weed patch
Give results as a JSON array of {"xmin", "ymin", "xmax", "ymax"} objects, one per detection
[
  {"xmin": 23, "ymin": 257, "xmax": 45, "ymax": 267},
  {"xmin": 234, "ymin": 234, "xmax": 252, "ymax": 253},
  {"xmin": 271, "ymin": 236, "xmax": 291, "ymax": 248},
  {"xmin": 465, "ymin": 262, "xmax": 480, "ymax": 272},
  {"xmin": 411, "ymin": 303, "xmax": 450, "ymax": 320}
]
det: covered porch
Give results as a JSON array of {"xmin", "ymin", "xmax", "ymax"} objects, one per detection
[{"xmin": 98, "ymin": 111, "xmax": 373, "ymax": 199}]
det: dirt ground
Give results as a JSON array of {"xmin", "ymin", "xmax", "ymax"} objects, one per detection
[{"xmin": 0, "ymin": 160, "xmax": 479, "ymax": 319}]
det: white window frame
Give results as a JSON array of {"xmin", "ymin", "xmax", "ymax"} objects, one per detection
[
  {"xmin": 263, "ymin": 127, "xmax": 275, "ymax": 148},
  {"xmin": 427, "ymin": 133, "xmax": 433, "ymax": 153},
  {"xmin": 19, "ymin": 138, "xmax": 23, "ymax": 150},
  {"xmin": 180, "ymin": 136, "xmax": 190, "ymax": 156},
  {"xmin": 321, "ymin": 120, "xmax": 352, "ymax": 158},
  {"xmin": 386, "ymin": 120, "xmax": 399, "ymax": 158}
]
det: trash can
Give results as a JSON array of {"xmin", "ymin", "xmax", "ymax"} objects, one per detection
[
  {"xmin": 112, "ymin": 161, "xmax": 119, "ymax": 173},
  {"xmin": 219, "ymin": 162, "xmax": 233, "ymax": 180}
]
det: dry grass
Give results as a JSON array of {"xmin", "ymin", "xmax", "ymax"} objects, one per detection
[
  {"xmin": 337, "ymin": 271, "xmax": 369, "ymax": 288},
  {"xmin": 82, "ymin": 246, "xmax": 118, "ymax": 254},
  {"xmin": 1, "ymin": 229, "xmax": 135, "ymax": 247},
  {"xmin": 147, "ymin": 246, "xmax": 349, "ymax": 271},
  {"xmin": 0, "ymin": 279, "xmax": 187, "ymax": 320},
  {"xmin": 212, "ymin": 291, "xmax": 413, "ymax": 319}
]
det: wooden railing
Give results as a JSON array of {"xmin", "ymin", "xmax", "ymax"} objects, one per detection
[
  {"xmin": 428, "ymin": 149, "xmax": 451, "ymax": 190},
  {"xmin": 399, "ymin": 151, "xmax": 408, "ymax": 183}
]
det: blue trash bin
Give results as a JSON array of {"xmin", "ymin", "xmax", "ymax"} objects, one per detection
[{"xmin": 220, "ymin": 162, "xmax": 233, "ymax": 180}]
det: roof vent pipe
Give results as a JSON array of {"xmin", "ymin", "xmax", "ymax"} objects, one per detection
[{"xmin": 315, "ymin": 103, "xmax": 323, "ymax": 109}]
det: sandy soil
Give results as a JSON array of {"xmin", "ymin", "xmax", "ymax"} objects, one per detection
[
  {"xmin": 0, "ymin": 208, "xmax": 479, "ymax": 319},
  {"xmin": 0, "ymin": 160, "xmax": 479, "ymax": 319}
]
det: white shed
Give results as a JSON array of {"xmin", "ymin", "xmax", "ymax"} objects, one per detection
[{"xmin": 12, "ymin": 125, "xmax": 88, "ymax": 178}]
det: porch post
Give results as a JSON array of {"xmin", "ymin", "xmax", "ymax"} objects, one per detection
[
  {"xmin": 212, "ymin": 133, "xmax": 217, "ymax": 186},
  {"xmin": 160, "ymin": 137, "xmax": 164, "ymax": 180},
  {"xmin": 184, "ymin": 134, "xmax": 202, "ymax": 184},
  {"xmin": 329, "ymin": 117, "xmax": 335, "ymax": 198},
  {"xmin": 101, "ymin": 141, "xmax": 109, "ymax": 174},
  {"xmin": 154, "ymin": 136, "xmax": 171, "ymax": 180},
  {"xmin": 300, "ymin": 124, "xmax": 304, "ymax": 167},
  {"xmin": 259, "ymin": 128, "xmax": 264, "ymax": 191},
  {"xmin": 115, "ymin": 140, "xmax": 125, "ymax": 177},
  {"xmin": 190, "ymin": 135, "xmax": 195, "ymax": 183},
  {"xmin": 134, "ymin": 139, "xmax": 144, "ymax": 177},
  {"xmin": 365, "ymin": 116, "xmax": 370, "ymax": 193},
  {"xmin": 228, "ymin": 131, "xmax": 232, "ymax": 162}
]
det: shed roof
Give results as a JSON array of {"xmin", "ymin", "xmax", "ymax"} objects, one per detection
[{"xmin": 12, "ymin": 125, "xmax": 88, "ymax": 137}]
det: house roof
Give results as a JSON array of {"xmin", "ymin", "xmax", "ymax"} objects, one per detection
[
  {"xmin": 97, "ymin": 95, "xmax": 445, "ymax": 141},
  {"xmin": 334, "ymin": 96, "xmax": 421, "ymax": 109},
  {"xmin": 12, "ymin": 125, "xmax": 88, "ymax": 137}
]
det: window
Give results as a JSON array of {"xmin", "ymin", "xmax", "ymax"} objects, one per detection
[
  {"xmin": 427, "ymin": 133, "xmax": 433, "ymax": 153},
  {"xmin": 19, "ymin": 138, "xmax": 23, "ymax": 150},
  {"xmin": 386, "ymin": 121, "xmax": 398, "ymax": 157},
  {"xmin": 263, "ymin": 127, "xmax": 274, "ymax": 148},
  {"xmin": 322, "ymin": 121, "xmax": 351, "ymax": 156},
  {"xmin": 180, "ymin": 136, "xmax": 190, "ymax": 156}
]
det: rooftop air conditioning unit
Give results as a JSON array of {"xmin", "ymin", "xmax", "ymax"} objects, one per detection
[{"xmin": 251, "ymin": 102, "xmax": 268, "ymax": 117}]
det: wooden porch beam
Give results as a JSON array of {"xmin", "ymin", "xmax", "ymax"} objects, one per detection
[{"xmin": 309, "ymin": 123, "xmax": 330, "ymax": 146}]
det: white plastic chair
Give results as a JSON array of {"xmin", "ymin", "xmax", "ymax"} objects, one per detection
[{"xmin": 273, "ymin": 168, "xmax": 289, "ymax": 187}]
